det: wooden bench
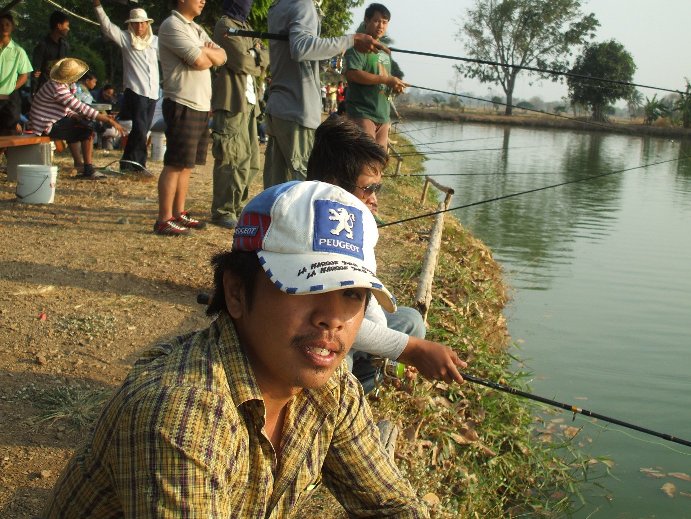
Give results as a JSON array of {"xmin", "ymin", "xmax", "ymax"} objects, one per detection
[{"xmin": 0, "ymin": 135, "xmax": 52, "ymax": 181}]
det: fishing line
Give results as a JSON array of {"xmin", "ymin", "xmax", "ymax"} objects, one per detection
[
  {"xmin": 396, "ymin": 144, "xmax": 545, "ymax": 157},
  {"xmin": 409, "ymin": 85, "xmax": 624, "ymax": 133},
  {"xmin": 462, "ymin": 371, "xmax": 691, "ymax": 448},
  {"xmin": 383, "ymin": 171, "xmax": 566, "ymax": 178},
  {"xmin": 378, "ymin": 156, "xmax": 686, "ymax": 228},
  {"xmin": 41, "ymin": 0, "xmax": 100, "ymax": 26},
  {"xmin": 584, "ymin": 417, "xmax": 691, "ymax": 456},
  {"xmin": 389, "ymin": 48, "xmax": 682, "ymax": 95},
  {"xmin": 225, "ymin": 29, "xmax": 683, "ymax": 95},
  {"xmin": 395, "ymin": 136, "xmax": 506, "ymax": 148}
]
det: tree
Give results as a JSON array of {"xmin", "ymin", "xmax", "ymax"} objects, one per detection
[
  {"xmin": 627, "ymin": 89, "xmax": 644, "ymax": 119},
  {"xmin": 674, "ymin": 81, "xmax": 691, "ymax": 128},
  {"xmin": 643, "ymin": 95, "xmax": 669, "ymax": 125},
  {"xmin": 567, "ymin": 40, "xmax": 636, "ymax": 122},
  {"xmin": 456, "ymin": 0, "xmax": 598, "ymax": 115}
]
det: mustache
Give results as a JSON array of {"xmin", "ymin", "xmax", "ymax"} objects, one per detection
[{"xmin": 291, "ymin": 332, "xmax": 345, "ymax": 354}]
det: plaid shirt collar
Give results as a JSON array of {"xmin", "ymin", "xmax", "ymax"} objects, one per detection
[{"xmin": 214, "ymin": 312, "xmax": 341, "ymax": 417}]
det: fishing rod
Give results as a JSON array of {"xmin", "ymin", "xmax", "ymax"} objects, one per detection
[
  {"xmin": 460, "ymin": 371, "xmax": 691, "ymax": 448},
  {"xmin": 193, "ymin": 291, "xmax": 690, "ymax": 448},
  {"xmin": 378, "ymin": 156, "xmax": 687, "ymax": 228},
  {"xmin": 225, "ymin": 29, "xmax": 682, "ymax": 95}
]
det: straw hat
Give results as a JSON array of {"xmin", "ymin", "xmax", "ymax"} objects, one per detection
[
  {"xmin": 125, "ymin": 8, "xmax": 153, "ymax": 24},
  {"xmin": 49, "ymin": 58, "xmax": 89, "ymax": 85}
]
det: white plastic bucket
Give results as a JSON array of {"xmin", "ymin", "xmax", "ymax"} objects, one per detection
[
  {"xmin": 16, "ymin": 165, "xmax": 58, "ymax": 204},
  {"xmin": 151, "ymin": 132, "xmax": 166, "ymax": 161}
]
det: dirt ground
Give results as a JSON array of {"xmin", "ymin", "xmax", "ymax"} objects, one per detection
[
  {"xmin": 0, "ymin": 142, "xmax": 439, "ymax": 517},
  {"xmin": 0, "ymin": 147, "xmax": 265, "ymax": 517}
]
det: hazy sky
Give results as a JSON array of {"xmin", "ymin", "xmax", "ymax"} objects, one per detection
[{"xmin": 349, "ymin": 0, "xmax": 691, "ymax": 103}]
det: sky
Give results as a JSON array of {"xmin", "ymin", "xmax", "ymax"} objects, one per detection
[{"xmin": 349, "ymin": 0, "xmax": 691, "ymax": 104}]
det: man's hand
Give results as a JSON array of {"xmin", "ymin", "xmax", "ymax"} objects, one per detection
[
  {"xmin": 385, "ymin": 76, "xmax": 408, "ymax": 94},
  {"xmin": 397, "ymin": 336, "xmax": 467, "ymax": 385},
  {"xmin": 353, "ymin": 33, "xmax": 390, "ymax": 54}
]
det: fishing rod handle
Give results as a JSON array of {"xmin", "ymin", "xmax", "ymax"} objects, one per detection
[{"xmin": 225, "ymin": 29, "xmax": 288, "ymax": 41}]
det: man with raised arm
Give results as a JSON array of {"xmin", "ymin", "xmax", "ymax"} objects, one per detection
[
  {"xmin": 45, "ymin": 181, "xmax": 429, "ymax": 518},
  {"xmin": 154, "ymin": 0, "xmax": 226, "ymax": 236},
  {"xmin": 93, "ymin": 1, "xmax": 159, "ymax": 173},
  {"xmin": 262, "ymin": 0, "xmax": 387, "ymax": 188}
]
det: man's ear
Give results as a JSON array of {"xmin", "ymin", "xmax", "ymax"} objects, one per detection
[{"xmin": 223, "ymin": 271, "xmax": 245, "ymax": 319}]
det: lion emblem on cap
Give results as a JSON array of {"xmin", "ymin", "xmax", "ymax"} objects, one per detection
[{"xmin": 328, "ymin": 208, "xmax": 356, "ymax": 240}]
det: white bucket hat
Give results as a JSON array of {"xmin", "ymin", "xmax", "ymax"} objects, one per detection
[
  {"xmin": 125, "ymin": 8, "xmax": 153, "ymax": 24},
  {"xmin": 232, "ymin": 181, "xmax": 396, "ymax": 312}
]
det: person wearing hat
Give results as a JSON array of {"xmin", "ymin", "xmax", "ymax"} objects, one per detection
[
  {"xmin": 27, "ymin": 57, "xmax": 125, "ymax": 179},
  {"xmin": 94, "ymin": 0, "xmax": 159, "ymax": 173},
  {"xmin": 0, "ymin": 12, "xmax": 32, "ymax": 136},
  {"xmin": 44, "ymin": 181, "xmax": 429, "ymax": 517}
]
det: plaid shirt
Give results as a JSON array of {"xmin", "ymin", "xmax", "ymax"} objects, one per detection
[{"xmin": 45, "ymin": 313, "xmax": 428, "ymax": 518}]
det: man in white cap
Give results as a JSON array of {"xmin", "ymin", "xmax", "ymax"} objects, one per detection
[
  {"xmin": 27, "ymin": 58, "xmax": 125, "ymax": 179},
  {"xmin": 44, "ymin": 181, "xmax": 429, "ymax": 518},
  {"xmin": 93, "ymin": 0, "xmax": 159, "ymax": 173}
]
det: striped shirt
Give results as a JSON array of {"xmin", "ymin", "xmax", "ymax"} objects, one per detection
[
  {"xmin": 45, "ymin": 313, "xmax": 428, "ymax": 518},
  {"xmin": 27, "ymin": 80, "xmax": 99, "ymax": 135}
]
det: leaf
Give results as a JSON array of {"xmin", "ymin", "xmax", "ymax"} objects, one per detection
[
  {"xmin": 661, "ymin": 482, "xmax": 677, "ymax": 498},
  {"xmin": 668, "ymin": 472, "xmax": 691, "ymax": 482},
  {"xmin": 562, "ymin": 426, "xmax": 580, "ymax": 439},
  {"xmin": 422, "ymin": 493, "xmax": 440, "ymax": 507},
  {"xmin": 449, "ymin": 432, "xmax": 474, "ymax": 445},
  {"xmin": 640, "ymin": 468, "xmax": 665, "ymax": 479}
]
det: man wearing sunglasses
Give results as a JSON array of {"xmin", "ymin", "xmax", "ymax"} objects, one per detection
[{"xmin": 307, "ymin": 116, "xmax": 466, "ymax": 392}]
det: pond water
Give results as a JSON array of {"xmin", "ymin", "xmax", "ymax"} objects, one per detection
[{"xmin": 396, "ymin": 121, "xmax": 691, "ymax": 518}]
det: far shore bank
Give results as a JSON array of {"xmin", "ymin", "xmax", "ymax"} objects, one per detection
[{"xmin": 396, "ymin": 105, "xmax": 691, "ymax": 139}]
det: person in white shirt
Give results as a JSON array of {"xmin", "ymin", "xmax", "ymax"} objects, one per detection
[{"xmin": 93, "ymin": 1, "xmax": 159, "ymax": 173}]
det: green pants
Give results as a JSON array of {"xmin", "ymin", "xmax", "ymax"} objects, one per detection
[
  {"xmin": 262, "ymin": 114, "xmax": 314, "ymax": 189},
  {"xmin": 211, "ymin": 109, "xmax": 260, "ymax": 221}
]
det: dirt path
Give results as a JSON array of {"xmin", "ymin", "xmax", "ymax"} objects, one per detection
[{"xmin": 0, "ymin": 148, "xmax": 262, "ymax": 517}]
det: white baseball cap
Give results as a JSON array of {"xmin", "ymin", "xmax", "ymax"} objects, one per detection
[{"xmin": 233, "ymin": 181, "xmax": 396, "ymax": 312}]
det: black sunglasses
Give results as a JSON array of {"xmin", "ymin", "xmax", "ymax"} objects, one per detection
[{"xmin": 353, "ymin": 182, "xmax": 383, "ymax": 195}]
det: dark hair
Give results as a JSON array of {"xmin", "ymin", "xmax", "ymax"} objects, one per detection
[
  {"xmin": 82, "ymin": 72, "xmax": 97, "ymax": 82},
  {"xmin": 206, "ymin": 251, "xmax": 262, "ymax": 317},
  {"xmin": 49, "ymin": 10, "xmax": 69, "ymax": 30},
  {"xmin": 0, "ymin": 12, "xmax": 14, "ymax": 25},
  {"xmin": 306, "ymin": 117, "xmax": 388, "ymax": 191},
  {"xmin": 364, "ymin": 3, "xmax": 391, "ymax": 21}
]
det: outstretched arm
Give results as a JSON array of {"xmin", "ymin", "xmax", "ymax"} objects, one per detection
[
  {"xmin": 93, "ymin": 0, "xmax": 128, "ymax": 48},
  {"xmin": 397, "ymin": 336, "xmax": 467, "ymax": 385}
]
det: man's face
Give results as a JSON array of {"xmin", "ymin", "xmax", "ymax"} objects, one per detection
[
  {"xmin": 179, "ymin": 0, "xmax": 206, "ymax": 18},
  {"xmin": 227, "ymin": 270, "xmax": 367, "ymax": 395},
  {"xmin": 85, "ymin": 77, "xmax": 97, "ymax": 90},
  {"xmin": 364, "ymin": 11, "xmax": 389, "ymax": 40},
  {"xmin": 351, "ymin": 163, "xmax": 383, "ymax": 214},
  {"xmin": 56, "ymin": 21, "xmax": 70, "ymax": 38},
  {"xmin": 0, "ymin": 18, "xmax": 13, "ymax": 38},
  {"xmin": 102, "ymin": 88, "xmax": 115, "ymax": 101},
  {"xmin": 129, "ymin": 21, "xmax": 148, "ymax": 38}
]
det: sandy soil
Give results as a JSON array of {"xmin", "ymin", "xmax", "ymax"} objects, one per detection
[{"xmin": 0, "ymin": 148, "xmax": 254, "ymax": 517}]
